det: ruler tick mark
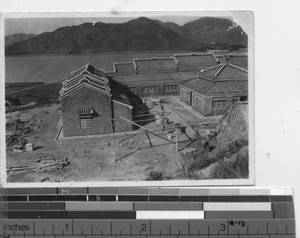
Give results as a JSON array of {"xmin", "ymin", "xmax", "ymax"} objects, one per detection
[{"xmin": 111, "ymin": 221, "xmax": 113, "ymax": 235}]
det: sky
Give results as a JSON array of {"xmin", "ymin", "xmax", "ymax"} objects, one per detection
[{"xmin": 4, "ymin": 11, "xmax": 252, "ymax": 36}]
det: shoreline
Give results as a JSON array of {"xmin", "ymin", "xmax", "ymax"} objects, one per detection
[{"xmin": 5, "ymin": 48, "xmax": 248, "ymax": 58}]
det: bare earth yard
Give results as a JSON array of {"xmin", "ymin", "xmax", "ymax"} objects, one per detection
[{"xmin": 6, "ymin": 96, "xmax": 221, "ymax": 183}]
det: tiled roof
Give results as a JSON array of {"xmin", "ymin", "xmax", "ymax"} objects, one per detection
[
  {"xmin": 174, "ymin": 53, "xmax": 219, "ymax": 66},
  {"xmin": 69, "ymin": 63, "xmax": 107, "ymax": 80},
  {"xmin": 109, "ymin": 79, "xmax": 139, "ymax": 107},
  {"xmin": 134, "ymin": 57, "xmax": 177, "ymax": 71},
  {"xmin": 113, "ymin": 71, "xmax": 198, "ymax": 83},
  {"xmin": 113, "ymin": 62, "xmax": 136, "ymax": 74},
  {"xmin": 200, "ymin": 63, "xmax": 248, "ymax": 80},
  {"xmin": 181, "ymin": 77, "xmax": 248, "ymax": 96},
  {"xmin": 206, "ymin": 80, "xmax": 248, "ymax": 95},
  {"xmin": 216, "ymin": 54, "xmax": 248, "ymax": 69},
  {"xmin": 85, "ymin": 64, "xmax": 107, "ymax": 78},
  {"xmin": 181, "ymin": 78, "xmax": 214, "ymax": 94},
  {"xmin": 63, "ymin": 64, "xmax": 109, "ymax": 88},
  {"xmin": 181, "ymin": 62, "xmax": 248, "ymax": 96},
  {"xmin": 60, "ymin": 64, "xmax": 136, "ymax": 108},
  {"xmin": 226, "ymin": 55, "xmax": 248, "ymax": 66}
]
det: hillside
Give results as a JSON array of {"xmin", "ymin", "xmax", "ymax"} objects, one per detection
[
  {"xmin": 5, "ymin": 17, "xmax": 247, "ymax": 55},
  {"xmin": 182, "ymin": 17, "xmax": 247, "ymax": 46},
  {"xmin": 217, "ymin": 101, "xmax": 248, "ymax": 150},
  {"xmin": 5, "ymin": 33, "xmax": 36, "ymax": 47}
]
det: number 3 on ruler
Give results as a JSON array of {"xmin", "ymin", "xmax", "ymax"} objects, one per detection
[{"xmin": 220, "ymin": 223, "xmax": 226, "ymax": 231}]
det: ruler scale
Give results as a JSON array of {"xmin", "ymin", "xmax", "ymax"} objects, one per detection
[{"xmin": 0, "ymin": 188, "xmax": 295, "ymax": 237}]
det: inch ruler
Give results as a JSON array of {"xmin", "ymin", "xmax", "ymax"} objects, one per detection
[{"xmin": 0, "ymin": 188, "xmax": 296, "ymax": 238}]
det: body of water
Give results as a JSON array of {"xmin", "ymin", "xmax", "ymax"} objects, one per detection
[
  {"xmin": 5, "ymin": 52, "xmax": 178, "ymax": 83},
  {"xmin": 5, "ymin": 50, "xmax": 247, "ymax": 83}
]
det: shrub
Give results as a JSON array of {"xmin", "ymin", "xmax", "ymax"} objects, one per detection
[
  {"xmin": 187, "ymin": 154, "xmax": 217, "ymax": 172},
  {"xmin": 147, "ymin": 170, "xmax": 163, "ymax": 181},
  {"xmin": 6, "ymin": 97, "xmax": 20, "ymax": 106}
]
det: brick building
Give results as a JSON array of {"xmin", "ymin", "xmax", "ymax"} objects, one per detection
[
  {"xmin": 180, "ymin": 63, "xmax": 248, "ymax": 116},
  {"xmin": 59, "ymin": 64, "xmax": 143, "ymax": 137},
  {"xmin": 111, "ymin": 53, "xmax": 219, "ymax": 98}
]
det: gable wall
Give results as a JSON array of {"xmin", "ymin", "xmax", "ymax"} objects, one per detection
[{"xmin": 61, "ymin": 86, "xmax": 113, "ymax": 137}]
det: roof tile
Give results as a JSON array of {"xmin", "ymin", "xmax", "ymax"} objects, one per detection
[
  {"xmin": 134, "ymin": 57, "xmax": 177, "ymax": 71},
  {"xmin": 174, "ymin": 53, "xmax": 218, "ymax": 66}
]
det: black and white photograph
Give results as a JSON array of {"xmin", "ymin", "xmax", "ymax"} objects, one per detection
[{"xmin": 1, "ymin": 11, "xmax": 254, "ymax": 186}]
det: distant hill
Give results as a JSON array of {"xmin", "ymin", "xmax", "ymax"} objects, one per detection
[
  {"xmin": 182, "ymin": 17, "xmax": 247, "ymax": 46},
  {"xmin": 5, "ymin": 17, "xmax": 247, "ymax": 55},
  {"xmin": 5, "ymin": 33, "xmax": 36, "ymax": 47}
]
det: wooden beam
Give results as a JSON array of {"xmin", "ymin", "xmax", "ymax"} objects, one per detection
[
  {"xmin": 118, "ymin": 116, "xmax": 175, "ymax": 144},
  {"xmin": 145, "ymin": 131, "xmax": 153, "ymax": 147}
]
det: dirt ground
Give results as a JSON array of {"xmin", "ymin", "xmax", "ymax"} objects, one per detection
[{"xmin": 6, "ymin": 96, "xmax": 220, "ymax": 183}]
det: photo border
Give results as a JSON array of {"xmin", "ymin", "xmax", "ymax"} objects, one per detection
[{"xmin": 0, "ymin": 11, "xmax": 254, "ymax": 188}]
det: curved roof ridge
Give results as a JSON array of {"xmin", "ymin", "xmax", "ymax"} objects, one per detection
[
  {"xmin": 200, "ymin": 63, "xmax": 224, "ymax": 73},
  {"xmin": 203, "ymin": 81, "xmax": 216, "ymax": 93},
  {"xmin": 114, "ymin": 61, "xmax": 134, "ymax": 65},
  {"xmin": 59, "ymin": 78, "xmax": 111, "ymax": 99},
  {"xmin": 174, "ymin": 52, "xmax": 213, "ymax": 57},
  {"xmin": 215, "ymin": 64, "xmax": 226, "ymax": 77},
  {"xmin": 70, "ymin": 64, "xmax": 88, "ymax": 76},
  {"xmin": 134, "ymin": 56, "xmax": 175, "ymax": 61}
]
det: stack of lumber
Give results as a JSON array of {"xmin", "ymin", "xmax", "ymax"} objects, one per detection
[{"xmin": 6, "ymin": 157, "xmax": 70, "ymax": 176}]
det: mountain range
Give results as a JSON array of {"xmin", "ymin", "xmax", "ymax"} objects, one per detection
[
  {"xmin": 5, "ymin": 33, "xmax": 36, "ymax": 47},
  {"xmin": 5, "ymin": 17, "xmax": 247, "ymax": 55}
]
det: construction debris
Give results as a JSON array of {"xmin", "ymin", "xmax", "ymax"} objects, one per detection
[{"xmin": 6, "ymin": 156, "xmax": 70, "ymax": 176}]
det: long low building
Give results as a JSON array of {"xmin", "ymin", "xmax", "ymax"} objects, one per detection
[
  {"xmin": 110, "ymin": 52, "xmax": 247, "ymax": 98},
  {"xmin": 111, "ymin": 53, "xmax": 221, "ymax": 97}
]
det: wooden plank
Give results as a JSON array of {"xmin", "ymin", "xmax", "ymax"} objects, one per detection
[{"xmin": 118, "ymin": 116, "xmax": 175, "ymax": 144}]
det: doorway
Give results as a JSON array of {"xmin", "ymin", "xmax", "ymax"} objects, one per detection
[{"xmin": 189, "ymin": 92, "xmax": 193, "ymax": 106}]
